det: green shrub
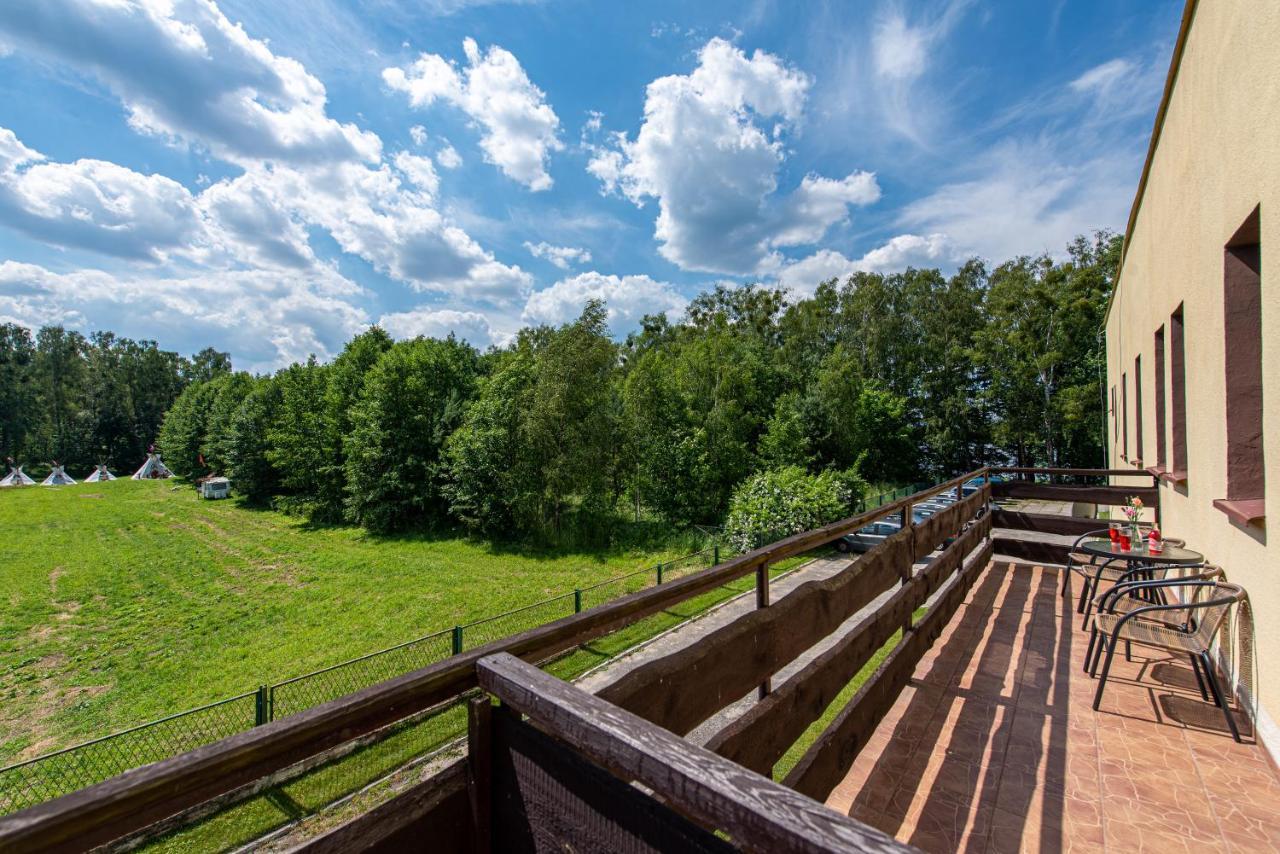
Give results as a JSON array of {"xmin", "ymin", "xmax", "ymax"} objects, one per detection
[{"xmin": 723, "ymin": 466, "xmax": 866, "ymax": 553}]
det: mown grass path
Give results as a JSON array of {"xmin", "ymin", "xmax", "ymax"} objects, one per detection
[{"xmin": 0, "ymin": 479, "xmax": 691, "ymax": 766}]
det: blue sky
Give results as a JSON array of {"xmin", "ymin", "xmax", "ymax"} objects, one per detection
[{"xmin": 0, "ymin": 0, "xmax": 1181, "ymax": 372}]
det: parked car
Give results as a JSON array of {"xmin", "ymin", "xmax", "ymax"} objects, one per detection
[{"xmin": 835, "ymin": 519, "xmax": 902, "ymax": 553}]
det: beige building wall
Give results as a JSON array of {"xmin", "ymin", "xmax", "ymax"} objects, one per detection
[{"xmin": 1105, "ymin": 0, "xmax": 1280, "ymax": 757}]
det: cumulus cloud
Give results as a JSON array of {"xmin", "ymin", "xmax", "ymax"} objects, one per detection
[
  {"xmin": 522, "ymin": 271, "xmax": 687, "ymax": 335},
  {"xmin": 522, "ymin": 240, "xmax": 591, "ymax": 270},
  {"xmin": 392, "ymin": 150, "xmax": 440, "ymax": 197},
  {"xmin": 409, "ymin": 124, "xmax": 428, "ymax": 146},
  {"xmin": 436, "ymin": 142, "xmax": 462, "ymax": 169},
  {"xmin": 0, "ymin": 0, "xmax": 379, "ymax": 166},
  {"xmin": 586, "ymin": 38, "xmax": 878, "ymax": 275},
  {"xmin": 384, "ymin": 38, "xmax": 562, "ymax": 190},
  {"xmin": 0, "ymin": 260, "xmax": 367, "ymax": 372},
  {"xmin": 378, "ymin": 306, "xmax": 494, "ymax": 347},
  {"xmin": 0, "ymin": 128, "xmax": 206, "ymax": 262},
  {"xmin": 776, "ymin": 233, "xmax": 960, "ymax": 296}
]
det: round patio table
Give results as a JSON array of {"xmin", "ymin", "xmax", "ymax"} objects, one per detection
[{"xmin": 1078, "ymin": 538, "xmax": 1203, "ymax": 565}]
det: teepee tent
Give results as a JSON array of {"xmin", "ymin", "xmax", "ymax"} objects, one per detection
[
  {"xmin": 132, "ymin": 453, "xmax": 173, "ymax": 480},
  {"xmin": 85, "ymin": 464, "xmax": 117, "ymax": 482},
  {"xmin": 42, "ymin": 464, "xmax": 77, "ymax": 486},
  {"xmin": 0, "ymin": 463, "xmax": 35, "ymax": 487}
]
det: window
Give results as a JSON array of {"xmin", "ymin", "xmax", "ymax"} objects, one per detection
[
  {"xmin": 1122, "ymin": 372, "xmax": 1128, "ymax": 461},
  {"xmin": 1134, "ymin": 355, "xmax": 1143, "ymax": 464},
  {"xmin": 1154, "ymin": 326, "xmax": 1167, "ymax": 471},
  {"xmin": 1170, "ymin": 305, "xmax": 1188, "ymax": 480},
  {"xmin": 1215, "ymin": 206, "xmax": 1265, "ymax": 525},
  {"xmin": 1111, "ymin": 385, "xmax": 1118, "ymax": 456}
]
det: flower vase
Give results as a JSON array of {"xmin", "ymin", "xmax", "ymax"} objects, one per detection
[{"xmin": 1130, "ymin": 524, "xmax": 1142, "ymax": 549}]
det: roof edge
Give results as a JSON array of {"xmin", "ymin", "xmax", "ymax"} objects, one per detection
[{"xmin": 1104, "ymin": 0, "xmax": 1200, "ymax": 325}]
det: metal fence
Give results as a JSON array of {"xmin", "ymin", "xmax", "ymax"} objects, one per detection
[{"xmin": 0, "ymin": 545, "xmax": 721, "ymax": 815}]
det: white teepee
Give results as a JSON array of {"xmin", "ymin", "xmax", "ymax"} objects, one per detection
[
  {"xmin": 132, "ymin": 453, "xmax": 173, "ymax": 480},
  {"xmin": 0, "ymin": 464, "xmax": 35, "ymax": 487},
  {"xmin": 41, "ymin": 464, "xmax": 77, "ymax": 486},
  {"xmin": 84, "ymin": 464, "xmax": 117, "ymax": 482}
]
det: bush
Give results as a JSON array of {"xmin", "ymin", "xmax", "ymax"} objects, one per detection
[{"xmin": 723, "ymin": 466, "xmax": 866, "ymax": 553}]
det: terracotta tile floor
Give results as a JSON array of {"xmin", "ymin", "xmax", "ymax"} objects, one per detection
[{"xmin": 825, "ymin": 561, "xmax": 1280, "ymax": 853}]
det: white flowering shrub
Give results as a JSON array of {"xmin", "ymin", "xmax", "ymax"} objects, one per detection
[{"xmin": 724, "ymin": 466, "xmax": 865, "ymax": 553}]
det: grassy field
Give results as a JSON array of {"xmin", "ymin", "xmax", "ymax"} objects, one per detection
[{"xmin": 0, "ymin": 478, "xmax": 705, "ymax": 768}]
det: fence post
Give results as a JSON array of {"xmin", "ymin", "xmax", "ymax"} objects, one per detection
[
  {"xmin": 713, "ymin": 545, "xmax": 720, "ymax": 565},
  {"xmin": 756, "ymin": 562, "xmax": 772, "ymax": 699},
  {"xmin": 574, "ymin": 588, "xmax": 582, "ymax": 613},
  {"xmin": 656, "ymin": 562, "xmax": 664, "ymax": 584},
  {"xmin": 254, "ymin": 685, "xmax": 269, "ymax": 726},
  {"xmin": 901, "ymin": 500, "xmax": 915, "ymax": 635},
  {"xmin": 452, "ymin": 625, "xmax": 463, "ymax": 655}
]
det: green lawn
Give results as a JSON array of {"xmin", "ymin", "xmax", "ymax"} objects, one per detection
[{"xmin": 0, "ymin": 479, "xmax": 703, "ymax": 768}]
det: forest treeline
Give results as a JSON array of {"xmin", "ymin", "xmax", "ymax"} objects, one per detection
[
  {"xmin": 0, "ymin": 326, "xmax": 230, "ymax": 478},
  {"xmin": 0, "ymin": 233, "xmax": 1119, "ymax": 541}
]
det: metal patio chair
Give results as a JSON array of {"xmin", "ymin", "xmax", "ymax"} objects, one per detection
[
  {"xmin": 1083, "ymin": 563, "xmax": 1224, "ymax": 672},
  {"xmin": 1088, "ymin": 578, "xmax": 1246, "ymax": 742}
]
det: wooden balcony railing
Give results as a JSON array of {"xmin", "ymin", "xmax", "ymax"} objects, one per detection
[{"xmin": 1, "ymin": 467, "xmax": 1138, "ymax": 852}]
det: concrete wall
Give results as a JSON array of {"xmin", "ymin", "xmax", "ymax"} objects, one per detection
[{"xmin": 1106, "ymin": 0, "xmax": 1280, "ymax": 757}]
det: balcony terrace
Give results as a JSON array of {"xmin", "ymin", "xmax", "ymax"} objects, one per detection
[{"xmin": 1, "ymin": 469, "xmax": 1274, "ymax": 853}]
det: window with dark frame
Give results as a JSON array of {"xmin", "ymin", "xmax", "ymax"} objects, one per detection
[
  {"xmin": 1215, "ymin": 205, "xmax": 1265, "ymax": 525},
  {"xmin": 1170, "ymin": 304, "xmax": 1188, "ymax": 480},
  {"xmin": 1134, "ymin": 355, "xmax": 1143, "ymax": 464},
  {"xmin": 1122, "ymin": 372, "xmax": 1128, "ymax": 461},
  {"xmin": 1154, "ymin": 326, "xmax": 1167, "ymax": 471}
]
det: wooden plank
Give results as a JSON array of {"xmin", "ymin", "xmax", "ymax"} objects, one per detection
[
  {"xmin": 705, "ymin": 519, "xmax": 988, "ymax": 775},
  {"xmin": 993, "ymin": 537, "xmax": 1071, "ymax": 567},
  {"xmin": 990, "ymin": 509, "xmax": 1106, "ymax": 538},
  {"xmin": 489, "ymin": 706, "xmax": 733, "ymax": 854},
  {"xmin": 467, "ymin": 697, "xmax": 492, "ymax": 854},
  {"xmin": 782, "ymin": 535, "xmax": 994, "ymax": 801},
  {"xmin": 297, "ymin": 759, "xmax": 472, "ymax": 854},
  {"xmin": 0, "ymin": 466, "xmax": 986, "ymax": 854},
  {"xmin": 911, "ymin": 489, "xmax": 986, "ymax": 559},
  {"xmin": 990, "ymin": 481, "xmax": 1158, "ymax": 506},
  {"xmin": 597, "ymin": 532, "xmax": 910, "ymax": 736},
  {"xmin": 476, "ymin": 654, "xmax": 916, "ymax": 854},
  {"xmin": 599, "ymin": 489, "xmax": 990, "ymax": 736}
]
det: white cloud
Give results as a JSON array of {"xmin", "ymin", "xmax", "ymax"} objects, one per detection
[
  {"xmin": 1070, "ymin": 58, "xmax": 1136, "ymax": 96},
  {"xmin": 896, "ymin": 137, "xmax": 1136, "ymax": 262},
  {"xmin": 378, "ymin": 306, "xmax": 493, "ymax": 347},
  {"xmin": 522, "ymin": 240, "xmax": 591, "ymax": 270},
  {"xmin": 436, "ymin": 142, "xmax": 462, "ymax": 169},
  {"xmin": 872, "ymin": 13, "xmax": 929, "ymax": 81},
  {"xmin": 0, "ymin": 260, "xmax": 367, "ymax": 372},
  {"xmin": 392, "ymin": 150, "xmax": 440, "ymax": 197},
  {"xmin": 587, "ymin": 38, "xmax": 878, "ymax": 275},
  {"xmin": 0, "ymin": 127, "xmax": 206, "ymax": 262},
  {"xmin": 384, "ymin": 38, "xmax": 562, "ymax": 190},
  {"xmin": 776, "ymin": 233, "xmax": 960, "ymax": 296},
  {"xmin": 409, "ymin": 124, "xmax": 428, "ymax": 146},
  {"xmin": 522, "ymin": 271, "xmax": 687, "ymax": 334},
  {"xmin": 0, "ymin": 0, "xmax": 379, "ymax": 166}
]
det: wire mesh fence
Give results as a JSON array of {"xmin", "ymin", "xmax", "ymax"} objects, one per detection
[
  {"xmin": 0, "ymin": 544, "xmax": 726, "ymax": 818},
  {"xmin": 270, "ymin": 629, "xmax": 455, "ymax": 720},
  {"xmin": 0, "ymin": 691, "xmax": 258, "ymax": 815}
]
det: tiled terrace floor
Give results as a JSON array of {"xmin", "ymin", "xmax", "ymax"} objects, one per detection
[{"xmin": 826, "ymin": 561, "xmax": 1280, "ymax": 853}]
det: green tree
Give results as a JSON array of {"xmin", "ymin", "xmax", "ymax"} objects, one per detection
[
  {"xmin": 345, "ymin": 337, "xmax": 479, "ymax": 532},
  {"xmin": 226, "ymin": 377, "xmax": 283, "ymax": 502},
  {"xmin": 266, "ymin": 357, "xmax": 332, "ymax": 507},
  {"xmin": 157, "ymin": 379, "xmax": 221, "ymax": 478},
  {"xmin": 0, "ymin": 324, "xmax": 38, "ymax": 462}
]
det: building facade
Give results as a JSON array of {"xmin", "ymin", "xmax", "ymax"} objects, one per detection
[{"xmin": 1106, "ymin": 0, "xmax": 1279, "ymax": 760}]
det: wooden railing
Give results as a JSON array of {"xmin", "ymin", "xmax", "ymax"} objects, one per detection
[
  {"xmin": 988, "ymin": 467, "xmax": 1161, "ymax": 566},
  {"xmin": 0, "ymin": 470, "xmax": 988, "ymax": 853}
]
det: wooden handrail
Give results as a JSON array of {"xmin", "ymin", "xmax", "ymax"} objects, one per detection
[
  {"xmin": 0, "ymin": 469, "xmax": 988, "ymax": 853},
  {"xmin": 477, "ymin": 653, "xmax": 915, "ymax": 854}
]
